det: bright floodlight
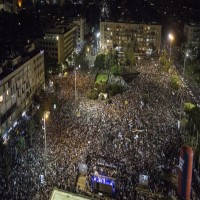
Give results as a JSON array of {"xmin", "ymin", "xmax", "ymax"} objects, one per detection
[
  {"xmin": 22, "ymin": 111, "xmax": 26, "ymax": 117},
  {"xmin": 96, "ymin": 32, "xmax": 100, "ymax": 38},
  {"xmin": 44, "ymin": 111, "xmax": 50, "ymax": 119},
  {"xmin": 168, "ymin": 33, "xmax": 174, "ymax": 41}
]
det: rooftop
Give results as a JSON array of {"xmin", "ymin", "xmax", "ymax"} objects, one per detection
[
  {"xmin": 0, "ymin": 49, "xmax": 43, "ymax": 81},
  {"xmin": 186, "ymin": 22, "xmax": 200, "ymax": 27},
  {"xmin": 100, "ymin": 19, "xmax": 160, "ymax": 25},
  {"xmin": 50, "ymin": 189, "xmax": 93, "ymax": 200}
]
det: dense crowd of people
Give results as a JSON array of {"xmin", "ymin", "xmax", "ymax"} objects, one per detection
[{"xmin": 0, "ymin": 58, "xmax": 199, "ymax": 199}]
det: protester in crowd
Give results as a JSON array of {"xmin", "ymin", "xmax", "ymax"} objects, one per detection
[{"xmin": 0, "ymin": 58, "xmax": 197, "ymax": 200}]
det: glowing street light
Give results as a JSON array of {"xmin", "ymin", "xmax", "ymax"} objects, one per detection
[
  {"xmin": 183, "ymin": 52, "xmax": 189, "ymax": 81},
  {"xmin": 96, "ymin": 32, "xmax": 100, "ymax": 38},
  {"xmin": 168, "ymin": 33, "xmax": 174, "ymax": 61},
  {"xmin": 75, "ymin": 65, "xmax": 81, "ymax": 101},
  {"xmin": 43, "ymin": 111, "xmax": 50, "ymax": 177},
  {"xmin": 96, "ymin": 32, "xmax": 100, "ymax": 52}
]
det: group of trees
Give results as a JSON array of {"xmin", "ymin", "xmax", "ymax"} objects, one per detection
[
  {"xmin": 183, "ymin": 51, "xmax": 200, "ymax": 86},
  {"xmin": 124, "ymin": 43, "xmax": 136, "ymax": 68},
  {"xmin": 183, "ymin": 103, "xmax": 200, "ymax": 138},
  {"xmin": 94, "ymin": 43, "xmax": 136, "ymax": 74},
  {"xmin": 176, "ymin": 44, "xmax": 200, "ymax": 87},
  {"xmin": 157, "ymin": 48, "xmax": 200, "ymax": 171},
  {"xmin": 159, "ymin": 50, "xmax": 182, "ymax": 91},
  {"xmin": 86, "ymin": 81, "xmax": 123, "ymax": 100},
  {"xmin": 183, "ymin": 102, "xmax": 200, "ymax": 171},
  {"xmin": 174, "ymin": 46, "xmax": 200, "ymax": 171},
  {"xmin": 88, "ymin": 44, "xmax": 137, "ymax": 100},
  {"xmin": 159, "ymin": 51, "xmax": 173, "ymax": 72},
  {"xmin": 170, "ymin": 74, "xmax": 181, "ymax": 90}
]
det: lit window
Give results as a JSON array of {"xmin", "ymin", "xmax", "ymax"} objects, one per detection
[
  {"xmin": 111, "ymin": 32, "xmax": 113, "ymax": 36},
  {"xmin": 107, "ymin": 40, "xmax": 109, "ymax": 43},
  {"xmin": 107, "ymin": 28, "xmax": 110, "ymax": 31},
  {"xmin": 0, "ymin": 95, "xmax": 3, "ymax": 102}
]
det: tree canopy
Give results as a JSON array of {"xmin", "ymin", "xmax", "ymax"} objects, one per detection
[
  {"xmin": 170, "ymin": 74, "xmax": 181, "ymax": 90},
  {"xmin": 159, "ymin": 50, "xmax": 173, "ymax": 72},
  {"xmin": 124, "ymin": 44, "xmax": 136, "ymax": 67},
  {"xmin": 94, "ymin": 53, "xmax": 105, "ymax": 70},
  {"xmin": 110, "ymin": 64, "xmax": 123, "ymax": 76}
]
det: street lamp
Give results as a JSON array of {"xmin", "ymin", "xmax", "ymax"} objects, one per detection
[
  {"xmin": 183, "ymin": 52, "xmax": 189, "ymax": 81},
  {"xmin": 168, "ymin": 33, "xmax": 174, "ymax": 61},
  {"xmin": 43, "ymin": 111, "xmax": 50, "ymax": 177},
  {"xmin": 96, "ymin": 32, "xmax": 100, "ymax": 52},
  {"xmin": 75, "ymin": 65, "xmax": 80, "ymax": 101},
  {"xmin": 96, "ymin": 32, "xmax": 100, "ymax": 38}
]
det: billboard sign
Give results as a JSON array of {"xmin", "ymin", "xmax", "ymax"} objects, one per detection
[{"xmin": 178, "ymin": 145, "xmax": 193, "ymax": 200}]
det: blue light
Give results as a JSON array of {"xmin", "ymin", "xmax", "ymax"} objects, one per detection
[{"xmin": 92, "ymin": 175, "xmax": 115, "ymax": 194}]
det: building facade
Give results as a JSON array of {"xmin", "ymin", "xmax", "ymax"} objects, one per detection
[
  {"xmin": 0, "ymin": 47, "xmax": 45, "ymax": 135},
  {"xmin": 36, "ymin": 25, "xmax": 77, "ymax": 64},
  {"xmin": 73, "ymin": 18, "xmax": 86, "ymax": 43},
  {"xmin": 100, "ymin": 21, "xmax": 162, "ymax": 53},
  {"xmin": 184, "ymin": 23, "xmax": 200, "ymax": 47},
  {"xmin": 0, "ymin": 0, "xmax": 15, "ymax": 12}
]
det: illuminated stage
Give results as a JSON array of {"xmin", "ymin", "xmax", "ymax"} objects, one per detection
[
  {"xmin": 91, "ymin": 174, "xmax": 115, "ymax": 195},
  {"xmin": 86, "ymin": 155, "xmax": 125, "ymax": 197}
]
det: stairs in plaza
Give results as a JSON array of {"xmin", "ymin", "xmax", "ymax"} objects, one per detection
[{"xmin": 77, "ymin": 175, "xmax": 86, "ymax": 191}]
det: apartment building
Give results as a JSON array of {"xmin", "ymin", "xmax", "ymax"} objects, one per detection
[
  {"xmin": 73, "ymin": 18, "xmax": 86, "ymax": 43},
  {"xmin": 0, "ymin": 0, "xmax": 11, "ymax": 12},
  {"xmin": 184, "ymin": 23, "xmax": 200, "ymax": 47},
  {"xmin": 36, "ymin": 24, "xmax": 77, "ymax": 64},
  {"xmin": 100, "ymin": 21, "xmax": 161, "ymax": 53},
  {"xmin": 0, "ymin": 45, "xmax": 45, "ymax": 135}
]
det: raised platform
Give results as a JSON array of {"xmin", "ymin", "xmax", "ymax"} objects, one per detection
[
  {"xmin": 50, "ymin": 189, "xmax": 91, "ymax": 200},
  {"xmin": 77, "ymin": 175, "xmax": 86, "ymax": 191}
]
